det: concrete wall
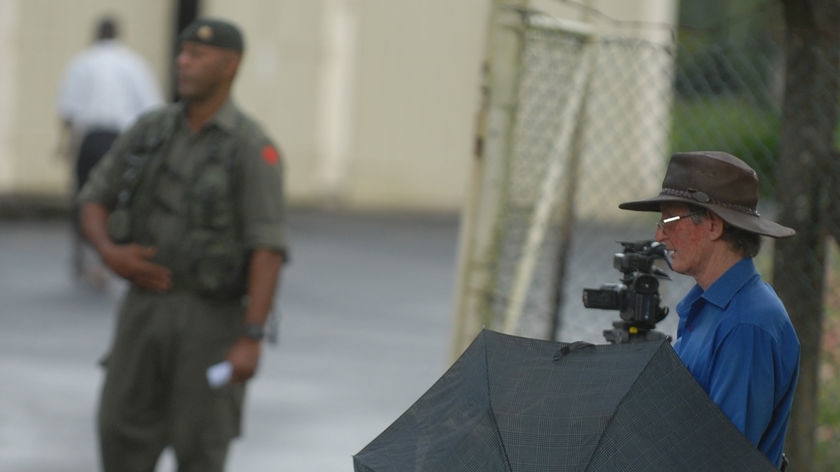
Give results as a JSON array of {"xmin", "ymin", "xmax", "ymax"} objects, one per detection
[
  {"xmin": 0, "ymin": 0, "xmax": 171, "ymax": 198},
  {"xmin": 0, "ymin": 0, "xmax": 17, "ymax": 191},
  {"xmin": 0, "ymin": 0, "xmax": 489, "ymax": 212},
  {"xmin": 0, "ymin": 0, "xmax": 676, "ymax": 214},
  {"xmin": 345, "ymin": 1, "xmax": 488, "ymax": 211},
  {"xmin": 206, "ymin": 0, "xmax": 490, "ymax": 212},
  {"xmin": 204, "ymin": 1, "xmax": 326, "ymax": 207}
]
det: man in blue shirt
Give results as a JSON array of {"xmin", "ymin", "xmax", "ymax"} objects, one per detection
[{"xmin": 619, "ymin": 151, "xmax": 800, "ymax": 469}]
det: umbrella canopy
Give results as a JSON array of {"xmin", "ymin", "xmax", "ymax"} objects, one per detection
[{"xmin": 354, "ymin": 329, "xmax": 776, "ymax": 472}]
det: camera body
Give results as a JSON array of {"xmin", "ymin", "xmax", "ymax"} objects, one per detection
[{"xmin": 582, "ymin": 240, "xmax": 671, "ymax": 340}]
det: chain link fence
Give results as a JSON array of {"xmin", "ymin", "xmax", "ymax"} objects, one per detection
[
  {"xmin": 455, "ymin": 7, "xmax": 696, "ymax": 345},
  {"xmin": 452, "ymin": 1, "xmax": 839, "ymax": 467}
]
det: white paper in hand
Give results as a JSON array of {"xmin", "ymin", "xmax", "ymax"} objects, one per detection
[{"xmin": 206, "ymin": 361, "xmax": 233, "ymax": 388}]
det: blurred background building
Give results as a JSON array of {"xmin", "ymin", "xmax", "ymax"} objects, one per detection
[{"xmin": 0, "ymin": 0, "xmax": 675, "ymax": 214}]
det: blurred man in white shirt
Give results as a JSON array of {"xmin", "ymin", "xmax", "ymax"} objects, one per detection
[{"xmin": 57, "ymin": 15, "xmax": 163, "ymax": 287}]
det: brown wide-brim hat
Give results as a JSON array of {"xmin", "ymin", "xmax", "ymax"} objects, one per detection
[{"xmin": 619, "ymin": 151, "xmax": 795, "ymax": 239}]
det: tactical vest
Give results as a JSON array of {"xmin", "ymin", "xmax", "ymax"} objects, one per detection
[{"xmin": 107, "ymin": 108, "xmax": 248, "ymax": 300}]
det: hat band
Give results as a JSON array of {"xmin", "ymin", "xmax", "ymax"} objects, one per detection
[{"xmin": 661, "ymin": 188, "xmax": 760, "ymax": 217}]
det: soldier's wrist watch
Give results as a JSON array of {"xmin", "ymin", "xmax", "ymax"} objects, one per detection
[{"xmin": 242, "ymin": 323, "xmax": 265, "ymax": 341}]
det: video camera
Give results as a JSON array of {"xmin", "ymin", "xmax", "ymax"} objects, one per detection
[{"xmin": 582, "ymin": 240, "xmax": 672, "ymax": 344}]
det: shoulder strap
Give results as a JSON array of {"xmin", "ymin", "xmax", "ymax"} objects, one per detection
[
  {"xmin": 107, "ymin": 108, "xmax": 179, "ymax": 243},
  {"xmin": 113, "ymin": 109, "xmax": 176, "ymax": 207}
]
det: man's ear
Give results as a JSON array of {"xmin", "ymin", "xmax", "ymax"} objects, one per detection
[
  {"xmin": 708, "ymin": 212, "xmax": 726, "ymax": 240},
  {"xmin": 222, "ymin": 51, "xmax": 241, "ymax": 79}
]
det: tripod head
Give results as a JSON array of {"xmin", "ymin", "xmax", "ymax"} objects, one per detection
[{"xmin": 582, "ymin": 240, "xmax": 673, "ymax": 344}]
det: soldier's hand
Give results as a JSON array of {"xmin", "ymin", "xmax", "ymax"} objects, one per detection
[
  {"xmin": 101, "ymin": 244, "xmax": 172, "ymax": 292},
  {"xmin": 226, "ymin": 338, "xmax": 261, "ymax": 383}
]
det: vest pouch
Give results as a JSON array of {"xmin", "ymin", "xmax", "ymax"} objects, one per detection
[
  {"xmin": 182, "ymin": 229, "xmax": 247, "ymax": 299},
  {"xmin": 191, "ymin": 166, "xmax": 234, "ymax": 230},
  {"xmin": 107, "ymin": 209, "xmax": 132, "ymax": 243}
]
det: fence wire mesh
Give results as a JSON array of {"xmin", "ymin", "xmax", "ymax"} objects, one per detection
[
  {"xmin": 474, "ymin": 12, "xmax": 688, "ymax": 342},
  {"xmin": 455, "ymin": 3, "xmax": 840, "ymax": 464},
  {"xmin": 457, "ymin": 3, "xmax": 825, "ymax": 344}
]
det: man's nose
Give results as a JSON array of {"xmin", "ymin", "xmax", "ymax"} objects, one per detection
[{"xmin": 655, "ymin": 226, "xmax": 666, "ymax": 242}]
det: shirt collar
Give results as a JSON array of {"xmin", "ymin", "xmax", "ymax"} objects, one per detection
[
  {"xmin": 176, "ymin": 99, "xmax": 240, "ymax": 133},
  {"xmin": 210, "ymin": 99, "xmax": 240, "ymax": 132},
  {"xmin": 701, "ymin": 257, "xmax": 757, "ymax": 309}
]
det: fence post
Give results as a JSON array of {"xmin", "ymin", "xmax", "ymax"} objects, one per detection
[{"xmin": 450, "ymin": 0, "xmax": 529, "ymax": 358}]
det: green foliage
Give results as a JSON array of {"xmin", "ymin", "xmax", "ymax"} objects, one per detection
[
  {"xmin": 669, "ymin": 97, "xmax": 780, "ymax": 196},
  {"xmin": 816, "ymin": 375, "xmax": 840, "ymax": 470},
  {"xmin": 816, "ymin": 245, "xmax": 840, "ymax": 471}
]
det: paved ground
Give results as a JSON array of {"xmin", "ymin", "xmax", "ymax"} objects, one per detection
[
  {"xmin": 0, "ymin": 210, "xmax": 462, "ymax": 471},
  {"xmin": 0, "ymin": 208, "xmax": 686, "ymax": 471}
]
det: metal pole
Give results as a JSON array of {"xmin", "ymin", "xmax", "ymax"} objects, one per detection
[{"xmin": 450, "ymin": 0, "xmax": 530, "ymax": 358}]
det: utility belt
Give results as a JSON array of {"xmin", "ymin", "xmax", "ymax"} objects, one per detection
[
  {"xmin": 165, "ymin": 274, "xmax": 247, "ymax": 302},
  {"xmin": 134, "ymin": 262, "xmax": 248, "ymax": 302},
  {"xmin": 177, "ymin": 231, "xmax": 249, "ymax": 300},
  {"xmin": 83, "ymin": 126, "xmax": 120, "ymax": 135},
  {"xmin": 122, "ymin": 232, "xmax": 249, "ymax": 301}
]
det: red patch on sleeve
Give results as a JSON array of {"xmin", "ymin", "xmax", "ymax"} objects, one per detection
[{"xmin": 261, "ymin": 145, "xmax": 280, "ymax": 166}]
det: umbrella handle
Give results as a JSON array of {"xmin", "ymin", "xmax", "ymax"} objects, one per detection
[{"xmin": 553, "ymin": 341, "xmax": 595, "ymax": 361}]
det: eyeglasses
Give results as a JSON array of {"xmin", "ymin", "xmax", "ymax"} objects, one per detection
[{"xmin": 656, "ymin": 212, "xmax": 701, "ymax": 233}]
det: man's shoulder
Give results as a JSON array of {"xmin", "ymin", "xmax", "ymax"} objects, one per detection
[
  {"xmin": 724, "ymin": 276, "xmax": 792, "ymax": 335},
  {"xmin": 221, "ymin": 108, "xmax": 283, "ymax": 171},
  {"xmin": 133, "ymin": 103, "xmax": 179, "ymax": 126},
  {"xmin": 120, "ymin": 104, "xmax": 180, "ymax": 147},
  {"xmin": 230, "ymin": 109, "xmax": 277, "ymax": 148}
]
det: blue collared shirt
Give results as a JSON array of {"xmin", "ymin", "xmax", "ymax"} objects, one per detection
[{"xmin": 673, "ymin": 258, "xmax": 800, "ymax": 467}]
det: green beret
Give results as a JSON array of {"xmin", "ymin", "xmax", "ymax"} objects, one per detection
[{"xmin": 179, "ymin": 18, "xmax": 244, "ymax": 52}]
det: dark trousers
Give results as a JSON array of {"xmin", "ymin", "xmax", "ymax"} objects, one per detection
[
  {"xmin": 76, "ymin": 129, "xmax": 119, "ymax": 192},
  {"xmin": 97, "ymin": 290, "xmax": 244, "ymax": 472},
  {"xmin": 73, "ymin": 129, "xmax": 118, "ymax": 234},
  {"xmin": 71, "ymin": 129, "xmax": 118, "ymax": 276}
]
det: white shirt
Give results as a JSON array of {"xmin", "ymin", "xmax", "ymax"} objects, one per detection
[{"xmin": 58, "ymin": 40, "xmax": 163, "ymax": 133}]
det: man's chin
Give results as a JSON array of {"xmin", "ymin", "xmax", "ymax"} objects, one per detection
[
  {"xmin": 176, "ymin": 81, "xmax": 197, "ymax": 98},
  {"xmin": 668, "ymin": 257, "xmax": 687, "ymax": 274}
]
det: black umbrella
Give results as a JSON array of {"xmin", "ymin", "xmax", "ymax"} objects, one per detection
[{"xmin": 353, "ymin": 329, "xmax": 776, "ymax": 472}]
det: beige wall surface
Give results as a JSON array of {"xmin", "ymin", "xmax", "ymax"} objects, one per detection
[
  {"xmin": 205, "ymin": 0, "xmax": 327, "ymax": 206},
  {"xmin": 0, "ymin": 0, "xmax": 17, "ymax": 190},
  {"xmin": 206, "ymin": 0, "xmax": 490, "ymax": 212},
  {"xmin": 347, "ymin": 0, "xmax": 488, "ymax": 211},
  {"xmin": 1, "ymin": 0, "xmax": 675, "ymax": 214},
  {"xmin": 1, "ymin": 0, "xmax": 489, "ymax": 212},
  {"xmin": 3, "ymin": 0, "xmax": 170, "ymax": 196}
]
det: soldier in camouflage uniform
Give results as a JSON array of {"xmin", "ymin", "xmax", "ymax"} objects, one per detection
[{"xmin": 78, "ymin": 18, "xmax": 288, "ymax": 472}]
